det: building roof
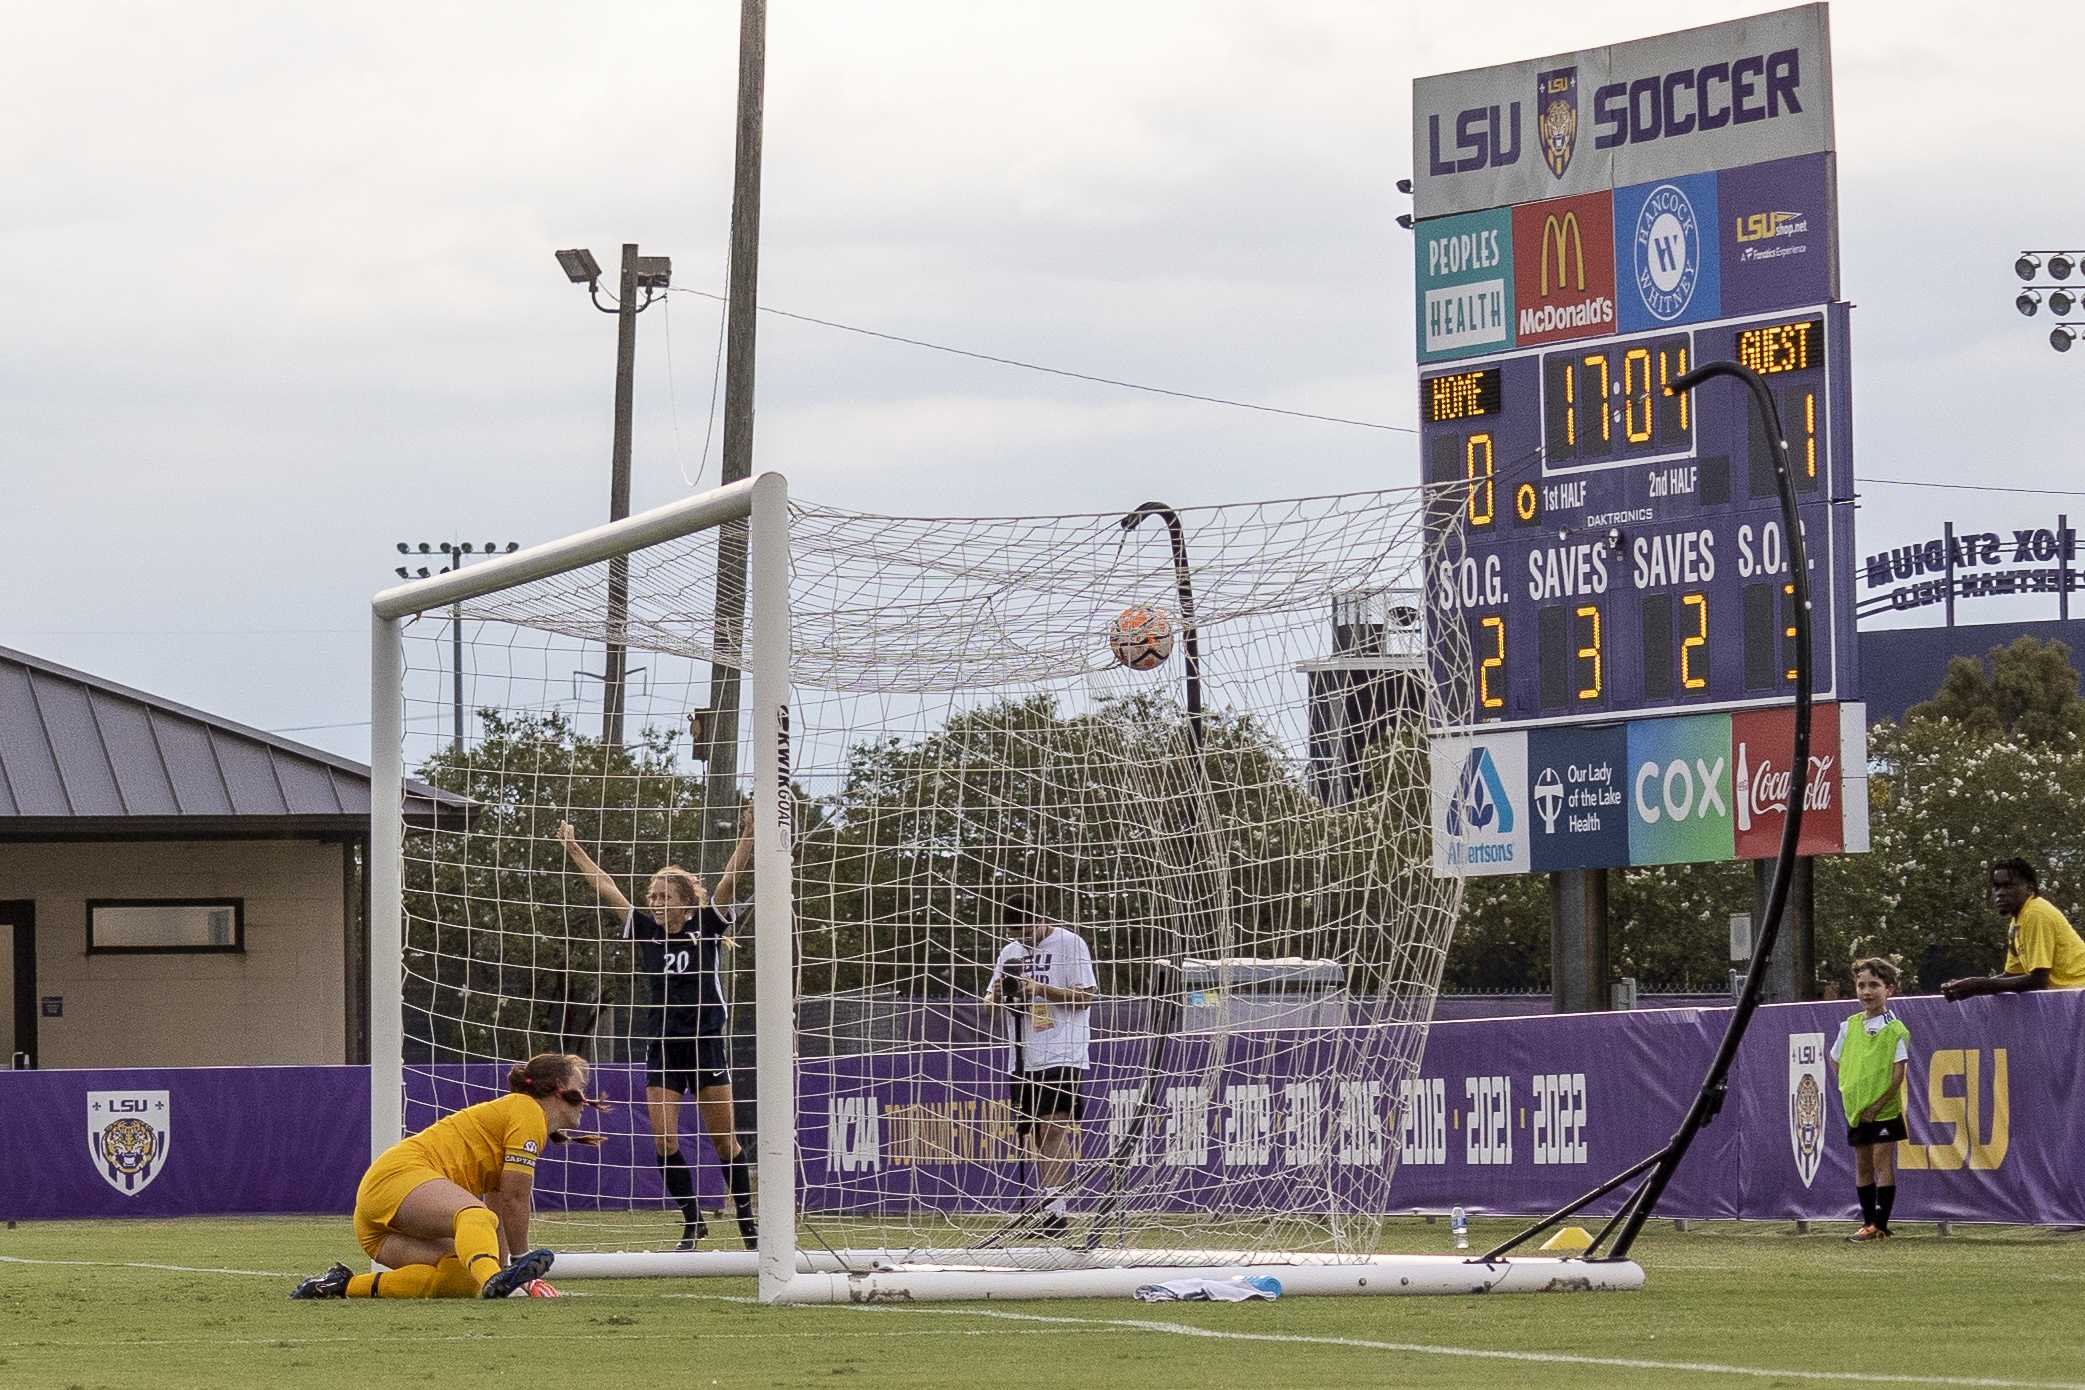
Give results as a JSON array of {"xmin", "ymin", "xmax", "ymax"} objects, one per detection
[{"xmin": 0, "ymin": 643, "xmax": 465, "ymax": 836}]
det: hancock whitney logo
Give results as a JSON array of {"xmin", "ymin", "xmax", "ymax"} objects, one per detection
[
  {"xmin": 1447, "ymin": 747, "xmax": 1515, "ymax": 837},
  {"xmin": 1633, "ymin": 183, "xmax": 1702, "ymax": 322},
  {"xmin": 88, "ymin": 1090, "xmax": 171, "ymax": 1196},
  {"xmin": 1535, "ymin": 67, "xmax": 1578, "ymax": 179},
  {"xmin": 1787, "ymin": 1034, "xmax": 1826, "ymax": 1189}
]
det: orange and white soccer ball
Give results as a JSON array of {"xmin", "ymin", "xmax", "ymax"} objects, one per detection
[{"xmin": 1108, "ymin": 606, "xmax": 1174, "ymax": 671}]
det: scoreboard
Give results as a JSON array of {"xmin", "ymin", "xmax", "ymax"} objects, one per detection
[{"xmin": 1423, "ymin": 304, "xmax": 1857, "ymax": 731}]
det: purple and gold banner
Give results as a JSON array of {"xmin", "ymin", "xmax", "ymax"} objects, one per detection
[{"xmin": 1, "ymin": 993, "xmax": 2075, "ymax": 1225}]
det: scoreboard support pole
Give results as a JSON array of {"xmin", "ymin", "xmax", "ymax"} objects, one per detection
[
  {"xmin": 1754, "ymin": 858, "xmax": 1816, "ymax": 1004},
  {"xmin": 1549, "ymin": 869, "xmax": 1612, "ymax": 1014}
]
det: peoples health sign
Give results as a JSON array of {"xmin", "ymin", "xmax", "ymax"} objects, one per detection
[{"xmin": 1433, "ymin": 703, "xmax": 1867, "ymax": 875}]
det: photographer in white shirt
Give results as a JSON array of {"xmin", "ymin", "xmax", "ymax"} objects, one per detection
[{"xmin": 984, "ymin": 893, "xmax": 1098, "ymax": 1238}]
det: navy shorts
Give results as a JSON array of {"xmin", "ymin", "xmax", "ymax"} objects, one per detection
[
  {"xmin": 647, "ymin": 1035, "xmax": 731, "ymax": 1093},
  {"xmin": 1846, "ymin": 1115, "xmax": 1907, "ymax": 1146},
  {"xmin": 1010, "ymin": 1068, "xmax": 1086, "ymax": 1134}
]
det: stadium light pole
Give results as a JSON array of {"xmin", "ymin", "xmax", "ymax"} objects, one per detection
[
  {"xmin": 555, "ymin": 242, "xmax": 672, "ymax": 746},
  {"xmin": 2010, "ymin": 250, "xmax": 2084, "ymax": 351},
  {"xmin": 392, "ymin": 540, "xmax": 521, "ymax": 748}
]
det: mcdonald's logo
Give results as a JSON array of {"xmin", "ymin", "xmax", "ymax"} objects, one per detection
[
  {"xmin": 1541, "ymin": 213, "xmax": 1586, "ymax": 295},
  {"xmin": 1511, "ymin": 192, "xmax": 1615, "ymax": 347}
]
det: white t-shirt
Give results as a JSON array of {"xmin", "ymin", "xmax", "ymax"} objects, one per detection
[
  {"xmin": 986, "ymin": 927, "xmax": 1098, "ymax": 1072},
  {"xmin": 1830, "ymin": 1010, "xmax": 1910, "ymax": 1064}
]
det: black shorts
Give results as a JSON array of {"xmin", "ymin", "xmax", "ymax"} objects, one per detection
[
  {"xmin": 1010, "ymin": 1068, "xmax": 1086, "ymax": 1134},
  {"xmin": 1846, "ymin": 1115, "xmax": 1908, "ymax": 1146},
  {"xmin": 646, "ymin": 1035, "xmax": 731, "ymax": 1093}
]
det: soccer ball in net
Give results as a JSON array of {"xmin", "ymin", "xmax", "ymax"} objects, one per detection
[{"xmin": 1107, "ymin": 605, "xmax": 1174, "ymax": 671}]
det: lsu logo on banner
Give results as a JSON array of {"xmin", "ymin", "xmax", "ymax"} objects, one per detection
[
  {"xmin": 88, "ymin": 1090, "xmax": 171, "ymax": 1196},
  {"xmin": 1535, "ymin": 66, "xmax": 1578, "ymax": 178},
  {"xmin": 1510, "ymin": 193, "xmax": 1615, "ymax": 346},
  {"xmin": 1787, "ymin": 1033, "xmax": 1826, "ymax": 1189}
]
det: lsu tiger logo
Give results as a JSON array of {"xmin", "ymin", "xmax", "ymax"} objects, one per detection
[
  {"xmin": 1536, "ymin": 67, "xmax": 1578, "ymax": 179},
  {"xmin": 88, "ymin": 1090, "xmax": 171, "ymax": 1195},
  {"xmin": 1787, "ymin": 1033, "xmax": 1826, "ymax": 1188}
]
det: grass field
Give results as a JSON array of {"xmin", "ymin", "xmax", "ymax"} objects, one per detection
[{"xmin": 4, "ymin": 1216, "xmax": 2083, "ymax": 1389}]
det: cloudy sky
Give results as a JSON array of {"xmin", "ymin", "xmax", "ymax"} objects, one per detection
[{"xmin": 8, "ymin": 1, "xmax": 2083, "ymax": 763}]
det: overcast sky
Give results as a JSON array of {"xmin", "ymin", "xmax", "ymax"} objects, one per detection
[{"xmin": 8, "ymin": 1, "xmax": 2083, "ymax": 764}]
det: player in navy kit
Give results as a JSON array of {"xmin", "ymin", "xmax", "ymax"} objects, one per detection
[{"xmin": 558, "ymin": 812, "xmax": 756, "ymax": 1249}]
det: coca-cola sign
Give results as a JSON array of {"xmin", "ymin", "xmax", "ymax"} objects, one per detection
[{"xmin": 1730, "ymin": 706, "xmax": 1844, "ymax": 859}]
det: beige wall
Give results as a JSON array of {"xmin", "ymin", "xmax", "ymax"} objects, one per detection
[{"xmin": 0, "ymin": 839, "xmax": 347, "ymax": 1068}]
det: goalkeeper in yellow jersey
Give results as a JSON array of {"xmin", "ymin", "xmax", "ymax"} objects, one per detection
[{"xmin": 288, "ymin": 1052, "xmax": 607, "ymax": 1299}]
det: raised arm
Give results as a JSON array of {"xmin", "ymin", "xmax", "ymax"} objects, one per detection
[
  {"xmin": 556, "ymin": 822, "xmax": 634, "ymax": 915},
  {"xmin": 712, "ymin": 807, "xmax": 757, "ymax": 908}
]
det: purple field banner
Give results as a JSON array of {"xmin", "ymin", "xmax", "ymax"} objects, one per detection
[
  {"xmin": 0, "ymin": 1066, "xmax": 369, "ymax": 1221},
  {"xmin": 3, "ymin": 992, "xmax": 2079, "ymax": 1226}
]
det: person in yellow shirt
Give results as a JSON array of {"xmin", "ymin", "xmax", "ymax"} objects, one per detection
[
  {"xmin": 288, "ymin": 1052, "xmax": 606, "ymax": 1300},
  {"xmin": 1942, "ymin": 859, "xmax": 2085, "ymax": 1000}
]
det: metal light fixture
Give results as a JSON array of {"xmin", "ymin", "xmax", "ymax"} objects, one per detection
[
  {"xmin": 555, "ymin": 248, "xmax": 602, "ymax": 285},
  {"xmin": 2018, "ymin": 253, "xmax": 2041, "ymax": 280},
  {"xmin": 2018, "ymin": 289, "xmax": 2043, "ymax": 316},
  {"xmin": 1395, "ymin": 213, "xmax": 1414, "ymax": 230},
  {"xmin": 1395, "ymin": 178, "xmax": 1414, "ymax": 194},
  {"xmin": 2054, "ymin": 326, "xmax": 2077, "ymax": 353},
  {"xmin": 633, "ymin": 255, "xmax": 672, "ymax": 291},
  {"xmin": 2051, "ymin": 253, "xmax": 2076, "ymax": 281},
  {"xmin": 2054, "ymin": 288, "xmax": 2077, "ymax": 317}
]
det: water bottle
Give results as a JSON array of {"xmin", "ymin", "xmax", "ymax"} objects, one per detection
[{"xmin": 1450, "ymin": 1204, "xmax": 1468, "ymax": 1250}]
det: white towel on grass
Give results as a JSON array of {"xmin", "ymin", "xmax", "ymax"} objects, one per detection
[{"xmin": 1132, "ymin": 1275, "xmax": 1281, "ymax": 1302}]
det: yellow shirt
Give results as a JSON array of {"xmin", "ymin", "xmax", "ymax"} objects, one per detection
[
  {"xmin": 2004, "ymin": 896, "xmax": 2085, "ymax": 989},
  {"xmin": 396, "ymin": 1092, "xmax": 550, "ymax": 1195}
]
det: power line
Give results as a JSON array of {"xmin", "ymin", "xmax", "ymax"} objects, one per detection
[
  {"xmin": 668, "ymin": 287, "xmax": 1413, "ymax": 434},
  {"xmin": 1862, "ymin": 476, "xmax": 2085, "ymax": 499}
]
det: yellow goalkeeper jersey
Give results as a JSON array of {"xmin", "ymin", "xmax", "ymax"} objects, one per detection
[
  {"xmin": 396, "ymin": 1092, "xmax": 549, "ymax": 1195},
  {"xmin": 2004, "ymin": 896, "xmax": 2085, "ymax": 989}
]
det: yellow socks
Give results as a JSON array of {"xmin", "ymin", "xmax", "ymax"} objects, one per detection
[
  {"xmin": 344, "ymin": 1256, "xmax": 481, "ymax": 1299},
  {"xmin": 452, "ymin": 1206, "xmax": 503, "ymax": 1291}
]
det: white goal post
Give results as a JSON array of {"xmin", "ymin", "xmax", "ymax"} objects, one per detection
[{"xmin": 368, "ymin": 472, "xmax": 1642, "ymax": 1302}]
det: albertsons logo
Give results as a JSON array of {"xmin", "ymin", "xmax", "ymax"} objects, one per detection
[{"xmin": 1448, "ymin": 747, "xmax": 1515, "ymax": 837}]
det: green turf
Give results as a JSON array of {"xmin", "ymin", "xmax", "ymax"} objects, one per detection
[{"xmin": 3, "ymin": 1216, "xmax": 2082, "ymax": 1389}]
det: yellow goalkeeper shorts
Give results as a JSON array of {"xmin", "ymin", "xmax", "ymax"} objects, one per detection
[{"xmin": 352, "ymin": 1151, "xmax": 448, "ymax": 1259}]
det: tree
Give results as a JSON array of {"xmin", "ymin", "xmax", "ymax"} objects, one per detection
[
  {"xmin": 403, "ymin": 709, "xmax": 725, "ymax": 1062},
  {"xmin": 1909, "ymin": 635, "xmax": 2085, "ymax": 746}
]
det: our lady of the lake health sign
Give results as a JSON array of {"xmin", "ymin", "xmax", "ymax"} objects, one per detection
[{"xmin": 1412, "ymin": 5, "xmax": 1865, "ymax": 876}]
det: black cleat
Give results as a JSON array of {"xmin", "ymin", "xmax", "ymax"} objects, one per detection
[
  {"xmin": 677, "ymin": 1212, "xmax": 708, "ymax": 1251},
  {"xmin": 735, "ymin": 1209, "xmax": 758, "ymax": 1249},
  {"xmin": 480, "ymin": 1248, "xmax": 556, "ymax": 1299},
  {"xmin": 288, "ymin": 1262, "xmax": 352, "ymax": 1300}
]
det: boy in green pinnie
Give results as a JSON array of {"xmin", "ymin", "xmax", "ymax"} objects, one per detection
[{"xmin": 1829, "ymin": 957, "xmax": 1912, "ymax": 1242}]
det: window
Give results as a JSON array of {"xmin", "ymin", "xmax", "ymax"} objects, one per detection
[{"xmin": 87, "ymin": 899, "xmax": 245, "ymax": 954}]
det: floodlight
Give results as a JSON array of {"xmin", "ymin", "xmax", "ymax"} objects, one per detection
[
  {"xmin": 555, "ymin": 248, "xmax": 602, "ymax": 284},
  {"xmin": 2018, "ymin": 253, "xmax": 2041, "ymax": 280},
  {"xmin": 1396, "ymin": 178, "xmax": 1414, "ymax": 194},
  {"xmin": 2051, "ymin": 253, "xmax": 2076, "ymax": 281},
  {"xmin": 505, "ymin": 542, "xmax": 520, "ymax": 552},
  {"xmin": 633, "ymin": 255, "xmax": 672, "ymax": 290},
  {"xmin": 394, "ymin": 566, "xmax": 410, "ymax": 580},
  {"xmin": 1396, "ymin": 213, "xmax": 1414, "ymax": 230},
  {"xmin": 2054, "ymin": 289, "xmax": 2077, "ymax": 317},
  {"xmin": 418, "ymin": 542, "xmax": 432, "ymax": 553},
  {"xmin": 395, "ymin": 542, "xmax": 408, "ymax": 553},
  {"xmin": 2054, "ymin": 327, "xmax": 2076, "ymax": 353},
  {"xmin": 2018, "ymin": 290, "xmax": 2043, "ymax": 316}
]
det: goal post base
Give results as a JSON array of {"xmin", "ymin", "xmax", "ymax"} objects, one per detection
[{"xmin": 546, "ymin": 1249, "xmax": 1642, "ymax": 1300}]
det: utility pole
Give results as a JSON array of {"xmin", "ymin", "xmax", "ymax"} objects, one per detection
[
  {"xmin": 553, "ymin": 244, "xmax": 672, "ymax": 746},
  {"xmin": 392, "ymin": 540, "xmax": 520, "ymax": 748},
  {"xmin": 699, "ymin": 0, "xmax": 767, "ymax": 878}
]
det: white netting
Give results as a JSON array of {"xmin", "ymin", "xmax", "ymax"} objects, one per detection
[{"xmin": 390, "ymin": 487, "xmax": 1473, "ymax": 1275}]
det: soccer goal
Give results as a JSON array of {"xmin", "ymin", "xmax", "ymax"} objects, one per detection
[{"xmin": 369, "ymin": 472, "xmax": 1643, "ymax": 1301}]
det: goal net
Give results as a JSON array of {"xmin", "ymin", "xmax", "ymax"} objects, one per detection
[{"xmin": 370, "ymin": 475, "xmax": 1635, "ymax": 1300}]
